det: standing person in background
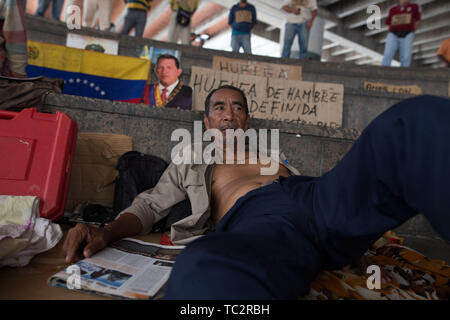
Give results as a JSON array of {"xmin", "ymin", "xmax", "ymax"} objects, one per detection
[
  {"xmin": 35, "ymin": 0, "xmax": 64, "ymax": 21},
  {"xmin": 280, "ymin": 0, "xmax": 317, "ymax": 60},
  {"xmin": 0, "ymin": 0, "xmax": 27, "ymax": 77},
  {"xmin": 82, "ymin": 0, "xmax": 113, "ymax": 31},
  {"xmin": 436, "ymin": 38, "xmax": 450, "ymax": 68},
  {"xmin": 120, "ymin": 0, "xmax": 152, "ymax": 38},
  {"xmin": 381, "ymin": 0, "xmax": 421, "ymax": 68},
  {"xmin": 167, "ymin": 0, "xmax": 198, "ymax": 45},
  {"xmin": 228, "ymin": 0, "xmax": 257, "ymax": 54}
]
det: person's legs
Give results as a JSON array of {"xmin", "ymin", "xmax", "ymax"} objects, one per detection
[
  {"xmin": 180, "ymin": 25, "xmax": 191, "ymax": 45},
  {"xmin": 241, "ymin": 33, "xmax": 252, "ymax": 54},
  {"xmin": 82, "ymin": 0, "xmax": 96, "ymax": 28},
  {"xmin": 165, "ymin": 182, "xmax": 323, "ymax": 299},
  {"xmin": 35, "ymin": 0, "xmax": 51, "ymax": 16},
  {"xmin": 381, "ymin": 32, "xmax": 399, "ymax": 66},
  {"xmin": 231, "ymin": 34, "xmax": 240, "ymax": 52},
  {"xmin": 120, "ymin": 10, "xmax": 136, "ymax": 36},
  {"xmin": 167, "ymin": 12, "xmax": 179, "ymax": 43},
  {"xmin": 51, "ymin": 0, "xmax": 64, "ymax": 20},
  {"xmin": 280, "ymin": 95, "xmax": 450, "ymax": 270},
  {"xmin": 98, "ymin": 0, "xmax": 113, "ymax": 31},
  {"xmin": 297, "ymin": 22, "xmax": 309, "ymax": 59},
  {"xmin": 398, "ymin": 32, "xmax": 415, "ymax": 67},
  {"xmin": 281, "ymin": 23, "xmax": 296, "ymax": 58},
  {"xmin": 134, "ymin": 10, "xmax": 147, "ymax": 38}
]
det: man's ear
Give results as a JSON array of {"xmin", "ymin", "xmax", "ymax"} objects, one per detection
[
  {"xmin": 244, "ymin": 114, "xmax": 250, "ymax": 130},
  {"xmin": 203, "ymin": 113, "xmax": 210, "ymax": 130},
  {"xmin": 177, "ymin": 68, "xmax": 183, "ymax": 78}
]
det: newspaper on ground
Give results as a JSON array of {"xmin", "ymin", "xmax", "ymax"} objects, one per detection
[{"xmin": 48, "ymin": 238, "xmax": 185, "ymax": 299}]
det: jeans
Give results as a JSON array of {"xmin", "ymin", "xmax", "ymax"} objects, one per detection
[
  {"xmin": 35, "ymin": 0, "xmax": 64, "ymax": 20},
  {"xmin": 164, "ymin": 95, "xmax": 450, "ymax": 299},
  {"xmin": 281, "ymin": 22, "xmax": 309, "ymax": 59},
  {"xmin": 120, "ymin": 9, "xmax": 147, "ymax": 38},
  {"xmin": 231, "ymin": 33, "xmax": 252, "ymax": 54},
  {"xmin": 382, "ymin": 31, "xmax": 415, "ymax": 67}
]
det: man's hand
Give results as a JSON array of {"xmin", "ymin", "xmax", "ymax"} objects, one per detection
[
  {"xmin": 282, "ymin": 5, "xmax": 300, "ymax": 15},
  {"xmin": 62, "ymin": 223, "xmax": 112, "ymax": 264},
  {"xmin": 306, "ymin": 19, "xmax": 313, "ymax": 29}
]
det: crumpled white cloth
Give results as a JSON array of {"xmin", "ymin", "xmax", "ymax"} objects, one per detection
[{"xmin": 0, "ymin": 195, "xmax": 62, "ymax": 267}]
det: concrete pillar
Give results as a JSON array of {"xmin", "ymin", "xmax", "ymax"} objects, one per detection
[{"xmin": 307, "ymin": 16, "xmax": 325, "ymax": 61}]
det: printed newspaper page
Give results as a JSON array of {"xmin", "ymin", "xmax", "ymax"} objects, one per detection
[{"xmin": 48, "ymin": 238, "xmax": 185, "ymax": 299}]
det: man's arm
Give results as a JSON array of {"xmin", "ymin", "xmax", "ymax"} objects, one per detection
[
  {"xmin": 282, "ymin": 5, "xmax": 300, "ymax": 15},
  {"xmin": 63, "ymin": 162, "xmax": 187, "ymax": 263},
  {"xmin": 306, "ymin": 9, "xmax": 317, "ymax": 30},
  {"xmin": 251, "ymin": 5, "xmax": 257, "ymax": 29},
  {"xmin": 63, "ymin": 213, "xmax": 142, "ymax": 263},
  {"xmin": 228, "ymin": 6, "xmax": 234, "ymax": 27},
  {"xmin": 191, "ymin": 0, "xmax": 199, "ymax": 14},
  {"xmin": 385, "ymin": 7, "xmax": 392, "ymax": 27},
  {"xmin": 413, "ymin": 4, "xmax": 421, "ymax": 31}
]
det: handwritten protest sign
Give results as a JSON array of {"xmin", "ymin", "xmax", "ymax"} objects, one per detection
[
  {"xmin": 363, "ymin": 81, "xmax": 422, "ymax": 95},
  {"xmin": 190, "ymin": 66, "xmax": 344, "ymax": 128},
  {"xmin": 235, "ymin": 10, "xmax": 253, "ymax": 23},
  {"xmin": 391, "ymin": 13, "xmax": 412, "ymax": 26},
  {"xmin": 212, "ymin": 56, "xmax": 302, "ymax": 80}
]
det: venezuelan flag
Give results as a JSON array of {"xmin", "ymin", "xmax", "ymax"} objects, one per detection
[{"xmin": 26, "ymin": 40, "xmax": 150, "ymax": 101}]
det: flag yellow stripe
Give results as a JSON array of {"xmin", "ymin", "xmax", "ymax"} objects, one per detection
[{"xmin": 27, "ymin": 40, "xmax": 150, "ymax": 81}]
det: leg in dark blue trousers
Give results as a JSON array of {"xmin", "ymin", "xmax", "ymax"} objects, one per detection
[
  {"xmin": 164, "ymin": 95, "xmax": 450, "ymax": 299},
  {"xmin": 281, "ymin": 95, "xmax": 450, "ymax": 270}
]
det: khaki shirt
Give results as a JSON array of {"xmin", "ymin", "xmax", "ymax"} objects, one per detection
[{"xmin": 116, "ymin": 144, "xmax": 300, "ymax": 245}]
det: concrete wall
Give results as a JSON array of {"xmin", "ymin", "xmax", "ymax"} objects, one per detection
[
  {"xmin": 26, "ymin": 15, "xmax": 450, "ymax": 132},
  {"xmin": 40, "ymin": 93, "xmax": 450, "ymax": 263}
]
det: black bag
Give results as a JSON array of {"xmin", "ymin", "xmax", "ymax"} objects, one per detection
[
  {"xmin": 176, "ymin": 8, "xmax": 191, "ymax": 26},
  {"xmin": 113, "ymin": 151, "xmax": 192, "ymax": 232}
]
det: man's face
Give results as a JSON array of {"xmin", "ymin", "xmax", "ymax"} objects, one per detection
[
  {"xmin": 203, "ymin": 88, "xmax": 250, "ymax": 135},
  {"xmin": 155, "ymin": 58, "xmax": 182, "ymax": 87},
  {"xmin": 399, "ymin": 0, "xmax": 409, "ymax": 6}
]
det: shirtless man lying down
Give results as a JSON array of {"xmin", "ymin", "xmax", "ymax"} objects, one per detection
[{"xmin": 63, "ymin": 86, "xmax": 450, "ymax": 299}]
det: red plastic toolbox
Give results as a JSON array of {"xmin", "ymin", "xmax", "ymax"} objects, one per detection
[{"xmin": 0, "ymin": 108, "xmax": 77, "ymax": 221}]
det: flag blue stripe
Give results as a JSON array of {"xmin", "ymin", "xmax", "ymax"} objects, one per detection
[{"xmin": 26, "ymin": 65, "xmax": 146, "ymax": 100}]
